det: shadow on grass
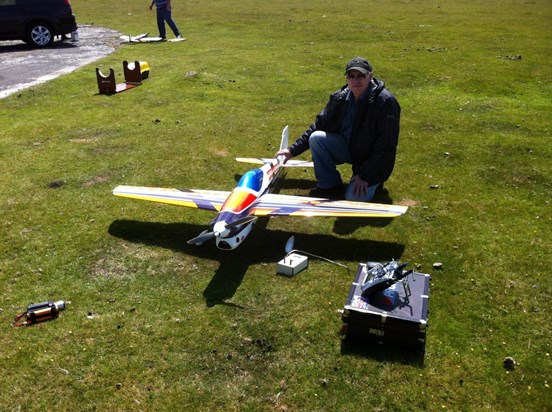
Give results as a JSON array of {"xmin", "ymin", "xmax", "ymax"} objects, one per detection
[
  {"xmin": 333, "ymin": 186, "xmax": 397, "ymax": 235},
  {"xmin": 108, "ymin": 219, "xmax": 405, "ymax": 307},
  {"xmin": 340, "ymin": 338, "xmax": 426, "ymax": 367},
  {"xmin": 275, "ymin": 175, "xmax": 400, "ymax": 234},
  {"xmin": 277, "ymin": 176, "xmax": 315, "ymax": 191},
  {"xmin": 0, "ymin": 39, "xmax": 80, "ymax": 54}
]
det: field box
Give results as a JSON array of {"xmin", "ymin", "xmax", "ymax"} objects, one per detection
[{"xmin": 341, "ymin": 263, "xmax": 430, "ymax": 352}]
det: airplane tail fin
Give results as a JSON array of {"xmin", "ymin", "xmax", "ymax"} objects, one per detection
[
  {"xmin": 237, "ymin": 125, "xmax": 314, "ymax": 167},
  {"xmin": 280, "ymin": 125, "xmax": 289, "ymax": 152},
  {"xmin": 275, "ymin": 125, "xmax": 290, "ymax": 165}
]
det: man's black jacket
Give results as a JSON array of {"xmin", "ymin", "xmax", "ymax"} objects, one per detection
[{"xmin": 288, "ymin": 78, "xmax": 401, "ymax": 185}]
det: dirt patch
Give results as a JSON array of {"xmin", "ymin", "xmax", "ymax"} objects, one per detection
[
  {"xmin": 83, "ymin": 175, "xmax": 111, "ymax": 187},
  {"xmin": 400, "ymin": 199, "xmax": 421, "ymax": 207},
  {"xmin": 0, "ymin": 24, "xmax": 121, "ymax": 99}
]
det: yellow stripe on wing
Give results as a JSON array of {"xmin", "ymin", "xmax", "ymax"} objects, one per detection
[
  {"xmin": 115, "ymin": 191, "xmax": 201, "ymax": 208},
  {"xmin": 113, "ymin": 185, "xmax": 229, "ymax": 212}
]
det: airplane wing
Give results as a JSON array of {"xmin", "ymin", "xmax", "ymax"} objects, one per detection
[
  {"xmin": 249, "ymin": 193, "xmax": 408, "ymax": 218},
  {"xmin": 236, "ymin": 158, "xmax": 313, "ymax": 167},
  {"xmin": 113, "ymin": 186, "xmax": 407, "ymax": 217},
  {"xmin": 113, "ymin": 185, "xmax": 230, "ymax": 212}
]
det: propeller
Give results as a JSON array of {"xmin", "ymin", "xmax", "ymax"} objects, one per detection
[
  {"xmin": 282, "ymin": 235, "xmax": 351, "ymax": 274},
  {"xmin": 187, "ymin": 216, "xmax": 258, "ymax": 245},
  {"xmin": 285, "ymin": 236, "xmax": 295, "ymax": 254},
  {"xmin": 187, "ymin": 230, "xmax": 215, "ymax": 245}
]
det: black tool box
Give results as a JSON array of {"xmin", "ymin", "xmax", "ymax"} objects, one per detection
[{"xmin": 341, "ymin": 263, "xmax": 430, "ymax": 351}]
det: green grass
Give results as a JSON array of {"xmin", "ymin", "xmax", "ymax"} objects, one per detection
[{"xmin": 1, "ymin": 0, "xmax": 551, "ymax": 410}]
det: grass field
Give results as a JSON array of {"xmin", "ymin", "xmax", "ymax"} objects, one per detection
[{"xmin": 1, "ymin": 0, "xmax": 551, "ymax": 410}]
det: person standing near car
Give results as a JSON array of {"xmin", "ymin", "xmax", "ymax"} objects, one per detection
[
  {"xmin": 149, "ymin": 0, "xmax": 184, "ymax": 40},
  {"xmin": 276, "ymin": 57, "xmax": 401, "ymax": 202}
]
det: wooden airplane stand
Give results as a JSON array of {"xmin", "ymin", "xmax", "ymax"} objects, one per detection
[
  {"xmin": 96, "ymin": 60, "xmax": 149, "ymax": 95},
  {"xmin": 123, "ymin": 60, "xmax": 150, "ymax": 84}
]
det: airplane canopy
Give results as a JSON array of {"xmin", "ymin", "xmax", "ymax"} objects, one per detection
[{"xmin": 237, "ymin": 169, "xmax": 263, "ymax": 192}]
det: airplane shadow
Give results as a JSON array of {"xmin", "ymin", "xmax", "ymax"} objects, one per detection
[
  {"xmin": 233, "ymin": 174, "xmax": 314, "ymax": 192},
  {"xmin": 333, "ymin": 186, "xmax": 396, "ymax": 235},
  {"xmin": 276, "ymin": 176, "xmax": 314, "ymax": 191},
  {"xmin": 108, "ymin": 219, "xmax": 405, "ymax": 307}
]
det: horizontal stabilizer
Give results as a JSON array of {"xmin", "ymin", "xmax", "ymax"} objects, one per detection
[{"xmin": 236, "ymin": 158, "xmax": 313, "ymax": 167}]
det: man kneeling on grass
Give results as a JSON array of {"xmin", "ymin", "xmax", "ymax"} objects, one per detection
[{"xmin": 277, "ymin": 57, "xmax": 401, "ymax": 202}]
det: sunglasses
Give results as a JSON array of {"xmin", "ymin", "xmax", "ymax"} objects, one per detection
[{"xmin": 346, "ymin": 73, "xmax": 367, "ymax": 81}]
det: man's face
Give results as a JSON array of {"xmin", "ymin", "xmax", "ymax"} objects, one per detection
[{"xmin": 346, "ymin": 70, "xmax": 372, "ymax": 99}]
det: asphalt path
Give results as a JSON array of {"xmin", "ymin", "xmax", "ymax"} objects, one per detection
[{"xmin": 0, "ymin": 24, "xmax": 121, "ymax": 99}]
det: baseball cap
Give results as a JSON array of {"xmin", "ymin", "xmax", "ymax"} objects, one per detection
[{"xmin": 345, "ymin": 57, "xmax": 373, "ymax": 74}]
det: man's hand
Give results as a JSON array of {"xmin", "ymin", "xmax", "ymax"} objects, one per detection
[
  {"xmin": 350, "ymin": 175, "xmax": 369, "ymax": 198},
  {"xmin": 276, "ymin": 149, "xmax": 292, "ymax": 164}
]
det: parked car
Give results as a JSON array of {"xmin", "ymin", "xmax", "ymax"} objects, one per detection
[{"xmin": 0, "ymin": 0, "xmax": 78, "ymax": 48}]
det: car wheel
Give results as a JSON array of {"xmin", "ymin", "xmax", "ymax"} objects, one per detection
[{"xmin": 26, "ymin": 22, "xmax": 54, "ymax": 47}]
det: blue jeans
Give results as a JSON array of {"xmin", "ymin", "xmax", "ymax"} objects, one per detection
[
  {"xmin": 309, "ymin": 130, "xmax": 379, "ymax": 202},
  {"xmin": 156, "ymin": 7, "xmax": 180, "ymax": 38}
]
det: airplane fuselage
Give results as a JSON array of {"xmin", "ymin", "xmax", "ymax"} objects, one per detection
[{"xmin": 211, "ymin": 158, "xmax": 285, "ymax": 250}]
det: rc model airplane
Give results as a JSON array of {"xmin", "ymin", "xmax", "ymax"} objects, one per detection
[
  {"xmin": 113, "ymin": 126, "xmax": 408, "ymax": 250},
  {"xmin": 120, "ymin": 33, "xmax": 186, "ymax": 43}
]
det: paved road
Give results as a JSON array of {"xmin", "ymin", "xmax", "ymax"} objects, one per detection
[{"xmin": 0, "ymin": 24, "xmax": 121, "ymax": 99}]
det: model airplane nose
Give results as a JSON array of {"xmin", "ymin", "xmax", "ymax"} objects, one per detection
[
  {"xmin": 213, "ymin": 221, "xmax": 230, "ymax": 237},
  {"xmin": 187, "ymin": 216, "xmax": 258, "ymax": 246}
]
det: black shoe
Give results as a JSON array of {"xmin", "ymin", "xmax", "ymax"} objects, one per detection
[{"xmin": 308, "ymin": 184, "xmax": 345, "ymax": 200}]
